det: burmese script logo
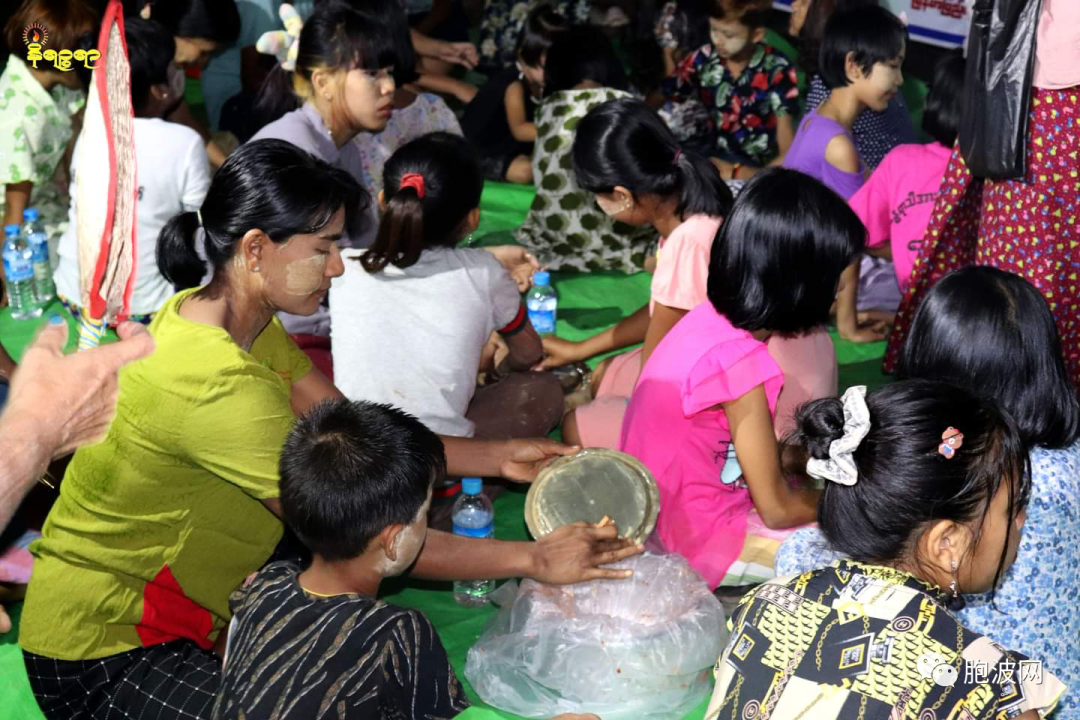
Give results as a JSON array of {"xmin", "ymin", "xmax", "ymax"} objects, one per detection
[{"xmin": 23, "ymin": 22, "xmax": 99, "ymax": 72}]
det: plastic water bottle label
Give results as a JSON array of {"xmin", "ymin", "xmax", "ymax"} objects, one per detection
[
  {"xmin": 29, "ymin": 233, "xmax": 48, "ymax": 263},
  {"xmin": 3, "ymin": 251, "xmax": 33, "ymax": 282},
  {"xmin": 452, "ymin": 522, "xmax": 494, "ymax": 539},
  {"xmin": 528, "ymin": 308, "xmax": 556, "ymax": 335}
]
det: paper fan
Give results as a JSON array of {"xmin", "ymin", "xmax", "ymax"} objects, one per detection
[{"xmin": 74, "ymin": 0, "xmax": 137, "ymax": 349}]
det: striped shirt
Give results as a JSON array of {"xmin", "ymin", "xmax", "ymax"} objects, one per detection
[{"xmin": 212, "ymin": 561, "xmax": 469, "ymax": 719}]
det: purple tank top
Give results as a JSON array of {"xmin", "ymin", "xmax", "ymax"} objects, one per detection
[{"xmin": 783, "ymin": 110, "xmax": 865, "ymax": 200}]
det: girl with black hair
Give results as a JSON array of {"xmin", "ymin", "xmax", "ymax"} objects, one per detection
[
  {"xmin": 461, "ymin": 5, "xmax": 569, "ymax": 184},
  {"xmin": 54, "ymin": 17, "xmax": 212, "ymax": 323},
  {"xmin": 19, "ymin": 139, "xmax": 639, "ymax": 720},
  {"xmin": 706, "ymin": 379, "xmax": 1065, "ymax": 719},
  {"xmin": 247, "ymin": 0, "xmax": 401, "ymax": 341},
  {"xmin": 331, "ymin": 133, "xmax": 563, "ymax": 441},
  {"xmin": 778, "ymin": 266, "xmax": 1080, "ymax": 718},
  {"xmin": 514, "ymin": 26, "xmax": 656, "ymax": 274},
  {"xmin": 127, "ymin": 0, "xmax": 241, "ymax": 169},
  {"xmin": 783, "ymin": 3, "xmax": 906, "ymax": 344},
  {"xmin": 839, "ymin": 52, "xmax": 965, "ymax": 333},
  {"xmin": 621, "ymin": 168, "xmax": 863, "ymax": 590},
  {"xmin": 788, "ymin": 0, "xmax": 916, "ymax": 170},
  {"xmin": 537, "ymin": 98, "xmax": 734, "ymax": 446}
]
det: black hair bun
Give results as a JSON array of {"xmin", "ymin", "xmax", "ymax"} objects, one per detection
[{"xmin": 794, "ymin": 397, "xmax": 845, "ymax": 460}]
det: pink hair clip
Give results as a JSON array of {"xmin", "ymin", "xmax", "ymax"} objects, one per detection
[{"xmin": 939, "ymin": 427, "xmax": 964, "ymax": 459}]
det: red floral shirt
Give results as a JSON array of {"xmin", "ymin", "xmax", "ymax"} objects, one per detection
[{"xmin": 662, "ymin": 42, "xmax": 799, "ymax": 165}]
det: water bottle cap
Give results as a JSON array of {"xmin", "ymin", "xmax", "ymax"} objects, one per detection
[
  {"xmin": 533, "ymin": 270, "xmax": 551, "ymax": 286},
  {"xmin": 3, "ymin": 224, "xmax": 20, "ymax": 237},
  {"xmin": 22, "ymin": 208, "xmax": 39, "ymax": 222},
  {"xmin": 461, "ymin": 477, "xmax": 483, "ymax": 495}
]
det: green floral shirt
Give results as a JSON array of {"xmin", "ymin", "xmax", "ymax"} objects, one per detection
[{"xmin": 0, "ymin": 54, "xmax": 84, "ymax": 236}]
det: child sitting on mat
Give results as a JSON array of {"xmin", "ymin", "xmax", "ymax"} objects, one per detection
[
  {"xmin": 783, "ymin": 4, "xmax": 906, "ymax": 343},
  {"xmin": 514, "ymin": 25, "xmax": 657, "ymax": 274},
  {"xmin": 620, "ymin": 168, "xmax": 864, "ymax": 590},
  {"xmin": 541, "ymin": 99, "xmax": 838, "ymax": 446},
  {"xmin": 661, "ymin": 0, "xmax": 799, "ymax": 180},
  {"xmin": 706, "ymin": 379, "xmax": 1066, "ymax": 719},
  {"xmin": 0, "ymin": 0, "xmax": 96, "ymax": 282},
  {"xmin": 213, "ymin": 398, "xmax": 469, "ymax": 718},
  {"xmin": 331, "ymin": 133, "xmax": 562, "ymax": 440},
  {"xmin": 462, "ymin": 6, "xmax": 568, "ymax": 184},
  {"xmin": 842, "ymin": 53, "xmax": 965, "ymax": 332},
  {"xmin": 54, "ymin": 17, "xmax": 212, "ymax": 324}
]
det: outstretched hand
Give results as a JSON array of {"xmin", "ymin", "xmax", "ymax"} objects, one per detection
[
  {"xmin": 499, "ymin": 438, "xmax": 578, "ymax": 483},
  {"xmin": 528, "ymin": 522, "xmax": 644, "ymax": 585},
  {"xmin": 535, "ymin": 336, "xmax": 587, "ymax": 370},
  {"xmin": 6, "ymin": 319, "xmax": 155, "ymax": 459},
  {"xmin": 485, "ymin": 245, "xmax": 541, "ymax": 291}
]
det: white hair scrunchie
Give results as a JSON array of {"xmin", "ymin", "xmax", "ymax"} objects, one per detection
[{"xmin": 806, "ymin": 385, "xmax": 870, "ymax": 486}]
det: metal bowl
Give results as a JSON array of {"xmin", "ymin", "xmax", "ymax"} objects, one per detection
[{"xmin": 524, "ymin": 448, "xmax": 660, "ymax": 544}]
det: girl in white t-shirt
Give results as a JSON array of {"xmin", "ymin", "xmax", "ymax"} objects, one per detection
[
  {"xmin": 54, "ymin": 18, "xmax": 211, "ymax": 322},
  {"xmin": 330, "ymin": 132, "xmax": 562, "ymax": 439}
]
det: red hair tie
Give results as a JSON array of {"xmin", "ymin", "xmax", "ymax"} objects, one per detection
[{"xmin": 399, "ymin": 173, "xmax": 425, "ymax": 199}]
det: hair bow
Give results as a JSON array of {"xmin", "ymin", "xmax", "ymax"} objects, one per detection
[
  {"xmin": 256, "ymin": 3, "xmax": 303, "ymax": 71},
  {"xmin": 806, "ymin": 385, "xmax": 870, "ymax": 486}
]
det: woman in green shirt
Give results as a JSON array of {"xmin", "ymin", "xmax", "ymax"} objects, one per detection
[{"xmin": 19, "ymin": 139, "xmax": 640, "ymax": 720}]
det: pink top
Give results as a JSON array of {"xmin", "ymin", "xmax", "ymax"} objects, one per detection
[
  {"xmin": 650, "ymin": 215, "xmax": 723, "ymax": 313},
  {"xmin": 848, "ymin": 142, "xmax": 952, "ymax": 290},
  {"xmin": 1034, "ymin": 0, "xmax": 1080, "ymax": 90},
  {"xmin": 620, "ymin": 302, "xmax": 784, "ymax": 588}
]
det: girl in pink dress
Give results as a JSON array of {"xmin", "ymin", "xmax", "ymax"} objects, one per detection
[
  {"xmin": 620, "ymin": 168, "xmax": 865, "ymax": 589},
  {"xmin": 540, "ymin": 98, "xmax": 837, "ymax": 448}
]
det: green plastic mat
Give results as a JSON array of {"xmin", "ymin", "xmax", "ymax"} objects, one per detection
[{"xmin": 0, "ymin": 180, "xmax": 887, "ymax": 719}]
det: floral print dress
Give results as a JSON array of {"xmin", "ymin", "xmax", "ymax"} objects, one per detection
[
  {"xmin": 662, "ymin": 42, "xmax": 799, "ymax": 165},
  {"xmin": 653, "ymin": 0, "xmax": 713, "ymax": 147},
  {"xmin": 0, "ymin": 55, "xmax": 85, "ymax": 245},
  {"xmin": 477, "ymin": 0, "xmax": 590, "ymax": 69},
  {"xmin": 514, "ymin": 87, "xmax": 656, "ymax": 273}
]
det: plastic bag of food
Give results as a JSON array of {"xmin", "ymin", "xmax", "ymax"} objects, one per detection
[{"xmin": 465, "ymin": 552, "xmax": 728, "ymax": 719}]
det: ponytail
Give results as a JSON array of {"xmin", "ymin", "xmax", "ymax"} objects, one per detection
[
  {"xmin": 572, "ymin": 98, "xmax": 733, "ymax": 221},
  {"xmin": 360, "ymin": 132, "xmax": 483, "ymax": 274},
  {"xmin": 253, "ymin": 65, "xmax": 301, "ymax": 127},
  {"xmin": 157, "ymin": 211, "xmax": 206, "ymax": 291},
  {"xmin": 360, "ymin": 188, "xmax": 426, "ymax": 273},
  {"xmin": 673, "ymin": 150, "xmax": 733, "ymax": 219}
]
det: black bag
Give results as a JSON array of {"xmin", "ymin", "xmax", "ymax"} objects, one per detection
[{"xmin": 959, "ymin": 0, "xmax": 1044, "ymax": 179}]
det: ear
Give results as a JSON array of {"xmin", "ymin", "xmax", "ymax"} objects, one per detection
[
  {"xmin": 466, "ymin": 207, "xmax": 482, "ymax": 233},
  {"xmin": 377, "ymin": 189, "xmax": 386, "ymax": 211},
  {"xmin": 239, "ymin": 228, "xmax": 271, "ymax": 271},
  {"xmin": 612, "ymin": 185, "xmax": 634, "ymax": 204},
  {"xmin": 380, "ymin": 523, "xmax": 406, "ymax": 562},
  {"xmin": 310, "ymin": 67, "xmax": 333, "ymax": 98},
  {"xmin": 750, "ymin": 26, "xmax": 766, "ymax": 45},
  {"xmin": 917, "ymin": 519, "xmax": 974, "ymax": 585},
  {"xmin": 148, "ymin": 83, "xmax": 169, "ymax": 101},
  {"xmin": 844, "ymin": 51, "xmax": 865, "ymax": 82}
]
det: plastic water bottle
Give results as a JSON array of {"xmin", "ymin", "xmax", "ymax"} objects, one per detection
[
  {"xmin": 3, "ymin": 224, "xmax": 41, "ymax": 320},
  {"xmin": 525, "ymin": 270, "xmax": 557, "ymax": 337},
  {"xmin": 22, "ymin": 208, "xmax": 54, "ymax": 307},
  {"xmin": 452, "ymin": 477, "xmax": 496, "ymax": 607}
]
